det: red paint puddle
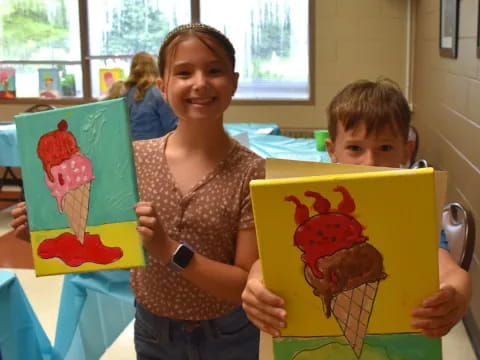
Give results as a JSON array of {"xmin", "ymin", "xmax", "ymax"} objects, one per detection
[{"xmin": 38, "ymin": 232, "xmax": 123, "ymax": 267}]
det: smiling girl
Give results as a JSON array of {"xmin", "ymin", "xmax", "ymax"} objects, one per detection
[{"xmin": 132, "ymin": 24, "xmax": 264, "ymax": 359}]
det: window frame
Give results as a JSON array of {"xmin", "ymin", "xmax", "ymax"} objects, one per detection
[{"xmin": 0, "ymin": 0, "xmax": 314, "ymax": 106}]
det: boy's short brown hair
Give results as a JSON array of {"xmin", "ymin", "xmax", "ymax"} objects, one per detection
[{"xmin": 327, "ymin": 78, "xmax": 411, "ymax": 143}]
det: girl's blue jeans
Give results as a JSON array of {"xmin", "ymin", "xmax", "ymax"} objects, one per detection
[{"xmin": 134, "ymin": 302, "xmax": 260, "ymax": 360}]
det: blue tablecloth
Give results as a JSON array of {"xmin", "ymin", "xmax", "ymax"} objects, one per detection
[
  {"xmin": 0, "ymin": 123, "xmax": 20, "ymax": 167},
  {"xmin": 247, "ymin": 133, "xmax": 331, "ymax": 162},
  {"xmin": 224, "ymin": 122, "xmax": 281, "ymax": 136},
  {"xmin": 54, "ymin": 271, "xmax": 134, "ymax": 360},
  {"xmin": 0, "ymin": 270, "xmax": 59, "ymax": 360},
  {"xmin": 0, "ymin": 122, "xmax": 280, "ymax": 168},
  {"xmin": 1, "ymin": 122, "xmax": 327, "ymax": 167}
]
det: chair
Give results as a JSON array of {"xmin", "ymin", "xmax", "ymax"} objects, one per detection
[
  {"xmin": 410, "ymin": 159, "xmax": 429, "ymax": 169},
  {"xmin": 442, "ymin": 202, "xmax": 476, "ymax": 271},
  {"xmin": 24, "ymin": 104, "xmax": 56, "ymax": 113}
]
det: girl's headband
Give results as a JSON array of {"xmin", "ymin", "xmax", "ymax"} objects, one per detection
[{"xmin": 163, "ymin": 23, "xmax": 234, "ymax": 51}]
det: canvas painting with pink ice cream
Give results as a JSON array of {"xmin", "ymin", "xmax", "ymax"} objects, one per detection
[{"xmin": 15, "ymin": 98, "xmax": 145, "ymax": 276}]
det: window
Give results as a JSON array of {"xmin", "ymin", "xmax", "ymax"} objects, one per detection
[
  {"xmin": 0, "ymin": 0, "xmax": 82, "ymax": 98},
  {"xmin": 86, "ymin": 0, "xmax": 190, "ymax": 98},
  {"xmin": 202, "ymin": 0, "xmax": 311, "ymax": 100},
  {"xmin": 0, "ymin": 0, "xmax": 312, "ymax": 103}
]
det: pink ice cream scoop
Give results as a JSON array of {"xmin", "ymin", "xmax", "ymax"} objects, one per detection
[{"xmin": 45, "ymin": 152, "xmax": 95, "ymax": 211}]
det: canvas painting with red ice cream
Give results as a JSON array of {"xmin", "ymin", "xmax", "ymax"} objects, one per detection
[
  {"xmin": 286, "ymin": 186, "xmax": 387, "ymax": 357},
  {"xmin": 250, "ymin": 159, "xmax": 444, "ymax": 360},
  {"xmin": 99, "ymin": 68, "xmax": 124, "ymax": 97},
  {"xmin": 0, "ymin": 67, "xmax": 16, "ymax": 99},
  {"xmin": 15, "ymin": 98, "xmax": 144, "ymax": 276}
]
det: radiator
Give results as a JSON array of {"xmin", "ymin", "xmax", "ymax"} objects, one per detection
[{"xmin": 281, "ymin": 128, "xmax": 316, "ymax": 138}]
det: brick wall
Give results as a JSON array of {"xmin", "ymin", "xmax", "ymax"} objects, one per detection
[{"xmin": 413, "ymin": 0, "xmax": 480, "ymax": 350}]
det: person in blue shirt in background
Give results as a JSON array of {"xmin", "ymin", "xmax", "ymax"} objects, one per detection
[{"xmin": 125, "ymin": 52, "xmax": 178, "ymax": 140}]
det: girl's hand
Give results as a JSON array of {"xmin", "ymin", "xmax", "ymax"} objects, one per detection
[
  {"xmin": 134, "ymin": 201, "xmax": 175, "ymax": 265},
  {"xmin": 241, "ymin": 260, "xmax": 287, "ymax": 337},
  {"xmin": 10, "ymin": 202, "xmax": 31, "ymax": 242},
  {"xmin": 410, "ymin": 285, "xmax": 465, "ymax": 337}
]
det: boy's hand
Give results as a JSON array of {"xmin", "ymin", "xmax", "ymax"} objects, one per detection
[
  {"xmin": 410, "ymin": 285, "xmax": 465, "ymax": 337},
  {"xmin": 241, "ymin": 261, "xmax": 287, "ymax": 337},
  {"xmin": 134, "ymin": 201, "xmax": 175, "ymax": 265},
  {"xmin": 9, "ymin": 202, "xmax": 31, "ymax": 242}
]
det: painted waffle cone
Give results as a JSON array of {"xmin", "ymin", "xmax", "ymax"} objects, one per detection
[
  {"xmin": 331, "ymin": 281, "xmax": 379, "ymax": 357},
  {"xmin": 63, "ymin": 182, "xmax": 90, "ymax": 244}
]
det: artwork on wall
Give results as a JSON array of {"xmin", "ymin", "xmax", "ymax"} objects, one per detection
[
  {"xmin": 0, "ymin": 68, "xmax": 16, "ymax": 99},
  {"xmin": 99, "ymin": 68, "xmax": 124, "ymax": 97},
  {"xmin": 251, "ymin": 159, "xmax": 447, "ymax": 360},
  {"xmin": 38, "ymin": 68, "xmax": 61, "ymax": 98},
  {"xmin": 439, "ymin": 0, "xmax": 459, "ymax": 58},
  {"xmin": 14, "ymin": 99, "xmax": 145, "ymax": 276}
]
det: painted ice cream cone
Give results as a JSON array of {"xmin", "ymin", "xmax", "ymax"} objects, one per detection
[
  {"xmin": 287, "ymin": 186, "xmax": 387, "ymax": 358},
  {"xmin": 37, "ymin": 120, "xmax": 95, "ymax": 242},
  {"xmin": 35, "ymin": 118, "xmax": 125, "ymax": 268},
  {"xmin": 303, "ymin": 242, "xmax": 386, "ymax": 357},
  {"xmin": 63, "ymin": 182, "xmax": 90, "ymax": 243},
  {"xmin": 331, "ymin": 281, "xmax": 379, "ymax": 357}
]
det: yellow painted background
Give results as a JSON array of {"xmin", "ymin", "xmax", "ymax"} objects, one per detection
[
  {"xmin": 31, "ymin": 221, "xmax": 144, "ymax": 276},
  {"xmin": 251, "ymin": 168, "xmax": 439, "ymax": 336}
]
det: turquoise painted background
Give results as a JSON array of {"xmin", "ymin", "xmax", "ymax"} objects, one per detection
[{"xmin": 15, "ymin": 98, "xmax": 139, "ymax": 231}]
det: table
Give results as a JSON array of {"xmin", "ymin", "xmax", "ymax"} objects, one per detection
[
  {"xmin": 0, "ymin": 122, "xmax": 281, "ymax": 169},
  {"xmin": 0, "ymin": 122, "xmax": 326, "ymax": 196},
  {"xmin": 0, "ymin": 269, "xmax": 61, "ymax": 360},
  {"xmin": 54, "ymin": 270, "xmax": 134, "ymax": 360},
  {"xmin": 0, "ymin": 122, "xmax": 22, "ymax": 200},
  {"xmin": 0, "ymin": 268, "xmax": 134, "ymax": 360},
  {"xmin": 0, "ymin": 122, "xmax": 326, "ymax": 165},
  {"xmin": 224, "ymin": 122, "xmax": 281, "ymax": 136},
  {"xmin": 247, "ymin": 133, "xmax": 331, "ymax": 162},
  {"xmin": 0, "ymin": 123, "xmax": 20, "ymax": 168}
]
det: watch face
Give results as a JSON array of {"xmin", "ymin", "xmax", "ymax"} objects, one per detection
[{"xmin": 173, "ymin": 243, "xmax": 194, "ymax": 268}]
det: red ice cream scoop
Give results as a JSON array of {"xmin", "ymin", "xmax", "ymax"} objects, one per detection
[
  {"xmin": 286, "ymin": 186, "xmax": 368, "ymax": 279},
  {"xmin": 37, "ymin": 119, "xmax": 80, "ymax": 182}
]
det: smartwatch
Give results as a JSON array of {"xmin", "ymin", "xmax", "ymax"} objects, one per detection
[{"xmin": 167, "ymin": 242, "xmax": 194, "ymax": 272}]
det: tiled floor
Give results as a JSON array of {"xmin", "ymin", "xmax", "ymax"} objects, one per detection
[{"xmin": 0, "ymin": 199, "xmax": 478, "ymax": 359}]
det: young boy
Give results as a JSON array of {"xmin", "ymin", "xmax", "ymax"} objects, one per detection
[{"xmin": 241, "ymin": 78, "xmax": 472, "ymax": 339}]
